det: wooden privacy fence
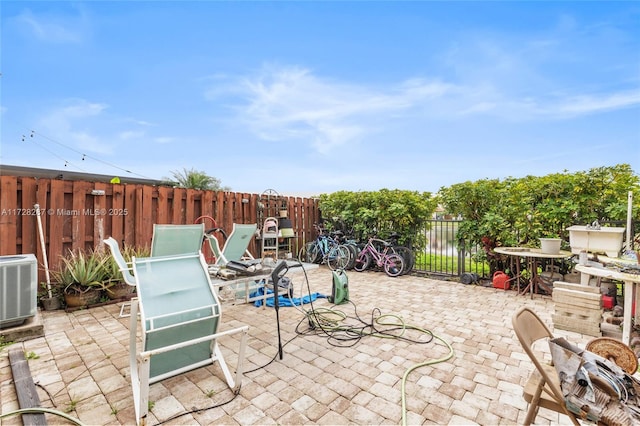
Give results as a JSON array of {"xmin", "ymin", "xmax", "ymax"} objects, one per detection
[{"xmin": 0, "ymin": 176, "xmax": 320, "ymax": 281}]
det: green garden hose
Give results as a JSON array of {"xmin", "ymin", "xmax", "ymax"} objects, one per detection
[
  {"xmin": 0, "ymin": 407, "xmax": 86, "ymax": 425},
  {"xmin": 400, "ymin": 332, "xmax": 455, "ymax": 426}
]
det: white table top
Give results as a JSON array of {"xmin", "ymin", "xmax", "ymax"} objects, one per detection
[
  {"xmin": 575, "ymin": 263, "xmax": 640, "ymax": 283},
  {"xmin": 494, "ymin": 246, "xmax": 573, "ymax": 259}
]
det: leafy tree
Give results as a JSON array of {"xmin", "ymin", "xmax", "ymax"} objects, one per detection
[
  {"xmin": 164, "ymin": 168, "xmax": 229, "ymax": 191},
  {"xmin": 319, "ymin": 189, "xmax": 436, "ymax": 249},
  {"xmin": 437, "ymin": 164, "xmax": 640, "ymax": 269}
]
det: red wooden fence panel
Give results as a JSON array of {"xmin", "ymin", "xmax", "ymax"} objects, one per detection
[{"xmin": 0, "ymin": 176, "xmax": 320, "ymax": 282}]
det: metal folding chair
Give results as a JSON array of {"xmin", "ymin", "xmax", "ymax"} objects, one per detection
[{"xmin": 512, "ymin": 307, "xmax": 580, "ymax": 425}]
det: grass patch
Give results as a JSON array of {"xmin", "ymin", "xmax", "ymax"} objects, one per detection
[{"xmin": 415, "ymin": 253, "xmax": 490, "ymax": 276}]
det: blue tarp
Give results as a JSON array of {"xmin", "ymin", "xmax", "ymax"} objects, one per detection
[{"xmin": 251, "ymin": 287, "xmax": 326, "ymax": 307}]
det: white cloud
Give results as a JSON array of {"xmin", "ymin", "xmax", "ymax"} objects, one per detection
[
  {"xmin": 118, "ymin": 130, "xmax": 145, "ymax": 140},
  {"xmin": 14, "ymin": 7, "xmax": 89, "ymax": 44},
  {"xmin": 224, "ymin": 65, "xmax": 456, "ymax": 155},
  {"xmin": 467, "ymin": 89, "xmax": 640, "ymax": 121},
  {"xmin": 211, "ymin": 63, "xmax": 639, "ymax": 156},
  {"xmin": 553, "ymin": 91, "xmax": 640, "ymax": 116},
  {"xmin": 38, "ymin": 99, "xmax": 110, "ymax": 155}
]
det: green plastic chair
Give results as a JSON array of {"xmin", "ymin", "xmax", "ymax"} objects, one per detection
[
  {"xmin": 207, "ymin": 223, "xmax": 257, "ymax": 266},
  {"xmin": 129, "ymin": 252, "xmax": 249, "ymax": 425},
  {"xmin": 150, "ymin": 223, "xmax": 205, "ymax": 257}
]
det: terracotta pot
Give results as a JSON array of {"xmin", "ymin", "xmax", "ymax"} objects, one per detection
[{"xmin": 64, "ymin": 289, "xmax": 101, "ymax": 308}]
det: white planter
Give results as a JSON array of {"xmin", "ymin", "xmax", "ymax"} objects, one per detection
[
  {"xmin": 567, "ymin": 225, "xmax": 625, "ymax": 257},
  {"xmin": 539, "ymin": 238, "xmax": 561, "ymax": 255}
]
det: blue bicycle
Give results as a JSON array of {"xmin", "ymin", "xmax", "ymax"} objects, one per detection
[{"xmin": 299, "ymin": 224, "xmax": 350, "ymax": 270}]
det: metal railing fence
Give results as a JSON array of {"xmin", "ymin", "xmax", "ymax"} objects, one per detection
[{"xmin": 412, "ymin": 219, "xmax": 638, "ymax": 279}]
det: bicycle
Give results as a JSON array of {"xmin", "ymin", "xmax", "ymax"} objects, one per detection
[
  {"xmin": 332, "ymin": 230, "xmax": 359, "ymax": 270},
  {"xmin": 353, "ymin": 237, "xmax": 405, "ymax": 277},
  {"xmin": 387, "ymin": 232, "xmax": 415, "ymax": 275},
  {"xmin": 299, "ymin": 224, "xmax": 351, "ymax": 271}
]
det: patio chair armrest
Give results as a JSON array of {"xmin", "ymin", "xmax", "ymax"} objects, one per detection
[{"xmin": 139, "ymin": 325, "xmax": 249, "ymax": 358}]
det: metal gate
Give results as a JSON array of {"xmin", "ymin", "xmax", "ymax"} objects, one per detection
[{"xmin": 412, "ymin": 219, "xmax": 489, "ymax": 279}]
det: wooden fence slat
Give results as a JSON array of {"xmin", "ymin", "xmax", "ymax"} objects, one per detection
[
  {"xmin": 93, "ymin": 181, "xmax": 108, "ymax": 247},
  {"xmin": 110, "ymin": 184, "xmax": 125, "ymax": 243},
  {"xmin": 0, "ymin": 176, "xmax": 18, "ymax": 255},
  {"xmin": 19, "ymin": 178, "xmax": 38, "ymax": 254},
  {"xmin": 171, "ymin": 188, "xmax": 184, "ymax": 224},
  {"xmin": 201, "ymin": 190, "xmax": 214, "ymax": 221},
  {"xmin": 35, "ymin": 179, "xmax": 49, "ymax": 267},
  {"xmin": 141, "ymin": 185, "xmax": 153, "ymax": 247},
  {"xmin": 216, "ymin": 192, "xmax": 227, "ymax": 231},
  {"xmin": 71, "ymin": 181, "xmax": 86, "ymax": 251},
  {"xmin": 224, "ymin": 192, "xmax": 234, "ymax": 231},
  {"xmin": 156, "ymin": 186, "xmax": 169, "ymax": 225},
  {"xmin": 124, "ymin": 184, "xmax": 137, "ymax": 247},
  {"xmin": 48, "ymin": 180, "xmax": 66, "ymax": 269}
]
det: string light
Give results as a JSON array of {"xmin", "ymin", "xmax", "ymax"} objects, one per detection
[
  {"xmin": 16, "ymin": 124, "xmax": 153, "ymax": 179},
  {"xmin": 22, "ymin": 133, "xmax": 87, "ymax": 172}
]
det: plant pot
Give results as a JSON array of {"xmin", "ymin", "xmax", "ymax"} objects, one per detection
[
  {"xmin": 539, "ymin": 238, "xmax": 561, "ymax": 255},
  {"xmin": 40, "ymin": 296, "xmax": 61, "ymax": 311},
  {"xmin": 64, "ymin": 289, "xmax": 101, "ymax": 308},
  {"xmin": 106, "ymin": 282, "xmax": 135, "ymax": 300}
]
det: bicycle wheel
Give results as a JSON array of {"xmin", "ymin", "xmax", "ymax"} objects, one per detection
[
  {"xmin": 353, "ymin": 252, "xmax": 372, "ymax": 272},
  {"xmin": 297, "ymin": 244, "xmax": 307, "ymax": 261},
  {"xmin": 384, "ymin": 254, "xmax": 405, "ymax": 277},
  {"xmin": 327, "ymin": 245, "xmax": 350, "ymax": 271},
  {"xmin": 343, "ymin": 243, "xmax": 358, "ymax": 270},
  {"xmin": 392, "ymin": 246, "xmax": 415, "ymax": 275},
  {"xmin": 300, "ymin": 241, "xmax": 321, "ymax": 263}
]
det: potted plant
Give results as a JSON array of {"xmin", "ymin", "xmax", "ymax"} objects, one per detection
[
  {"xmin": 52, "ymin": 249, "xmax": 110, "ymax": 308},
  {"xmin": 39, "ymin": 281, "xmax": 63, "ymax": 311},
  {"xmin": 539, "ymin": 234, "xmax": 562, "ymax": 255},
  {"xmin": 102, "ymin": 252, "xmax": 134, "ymax": 300},
  {"xmin": 103, "ymin": 244, "xmax": 149, "ymax": 300}
]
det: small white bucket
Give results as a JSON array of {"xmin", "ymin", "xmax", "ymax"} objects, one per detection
[{"xmin": 539, "ymin": 238, "xmax": 561, "ymax": 255}]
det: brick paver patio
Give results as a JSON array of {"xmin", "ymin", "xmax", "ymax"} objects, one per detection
[{"xmin": 1, "ymin": 267, "xmax": 595, "ymax": 425}]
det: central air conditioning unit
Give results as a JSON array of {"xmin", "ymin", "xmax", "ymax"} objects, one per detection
[{"xmin": 0, "ymin": 254, "xmax": 38, "ymax": 329}]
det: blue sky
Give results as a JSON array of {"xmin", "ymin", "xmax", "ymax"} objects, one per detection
[{"xmin": 1, "ymin": 1, "xmax": 639, "ymax": 196}]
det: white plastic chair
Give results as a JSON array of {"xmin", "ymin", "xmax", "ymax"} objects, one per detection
[{"xmin": 104, "ymin": 237, "xmax": 137, "ymax": 317}]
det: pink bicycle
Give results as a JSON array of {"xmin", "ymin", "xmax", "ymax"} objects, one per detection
[{"xmin": 353, "ymin": 238, "xmax": 405, "ymax": 277}]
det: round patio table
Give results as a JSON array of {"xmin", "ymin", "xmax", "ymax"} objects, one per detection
[{"xmin": 493, "ymin": 247, "xmax": 573, "ymax": 298}]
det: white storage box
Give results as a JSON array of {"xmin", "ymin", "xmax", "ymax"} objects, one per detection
[{"xmin": 567, "ymin": 225, "xmax": 625, "ymax": 257}]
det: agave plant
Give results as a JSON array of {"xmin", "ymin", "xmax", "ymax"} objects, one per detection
[
  {"xmin": 102, "ymin": 244, "xmax": 149, "ymax": 298},
  {"xmin": 122, "ymin": 245, "xmax": 151, "ymax": 262},
  {"xmin": 52, "ymin": 249, "xmax": 110, "ymax": 295}
]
